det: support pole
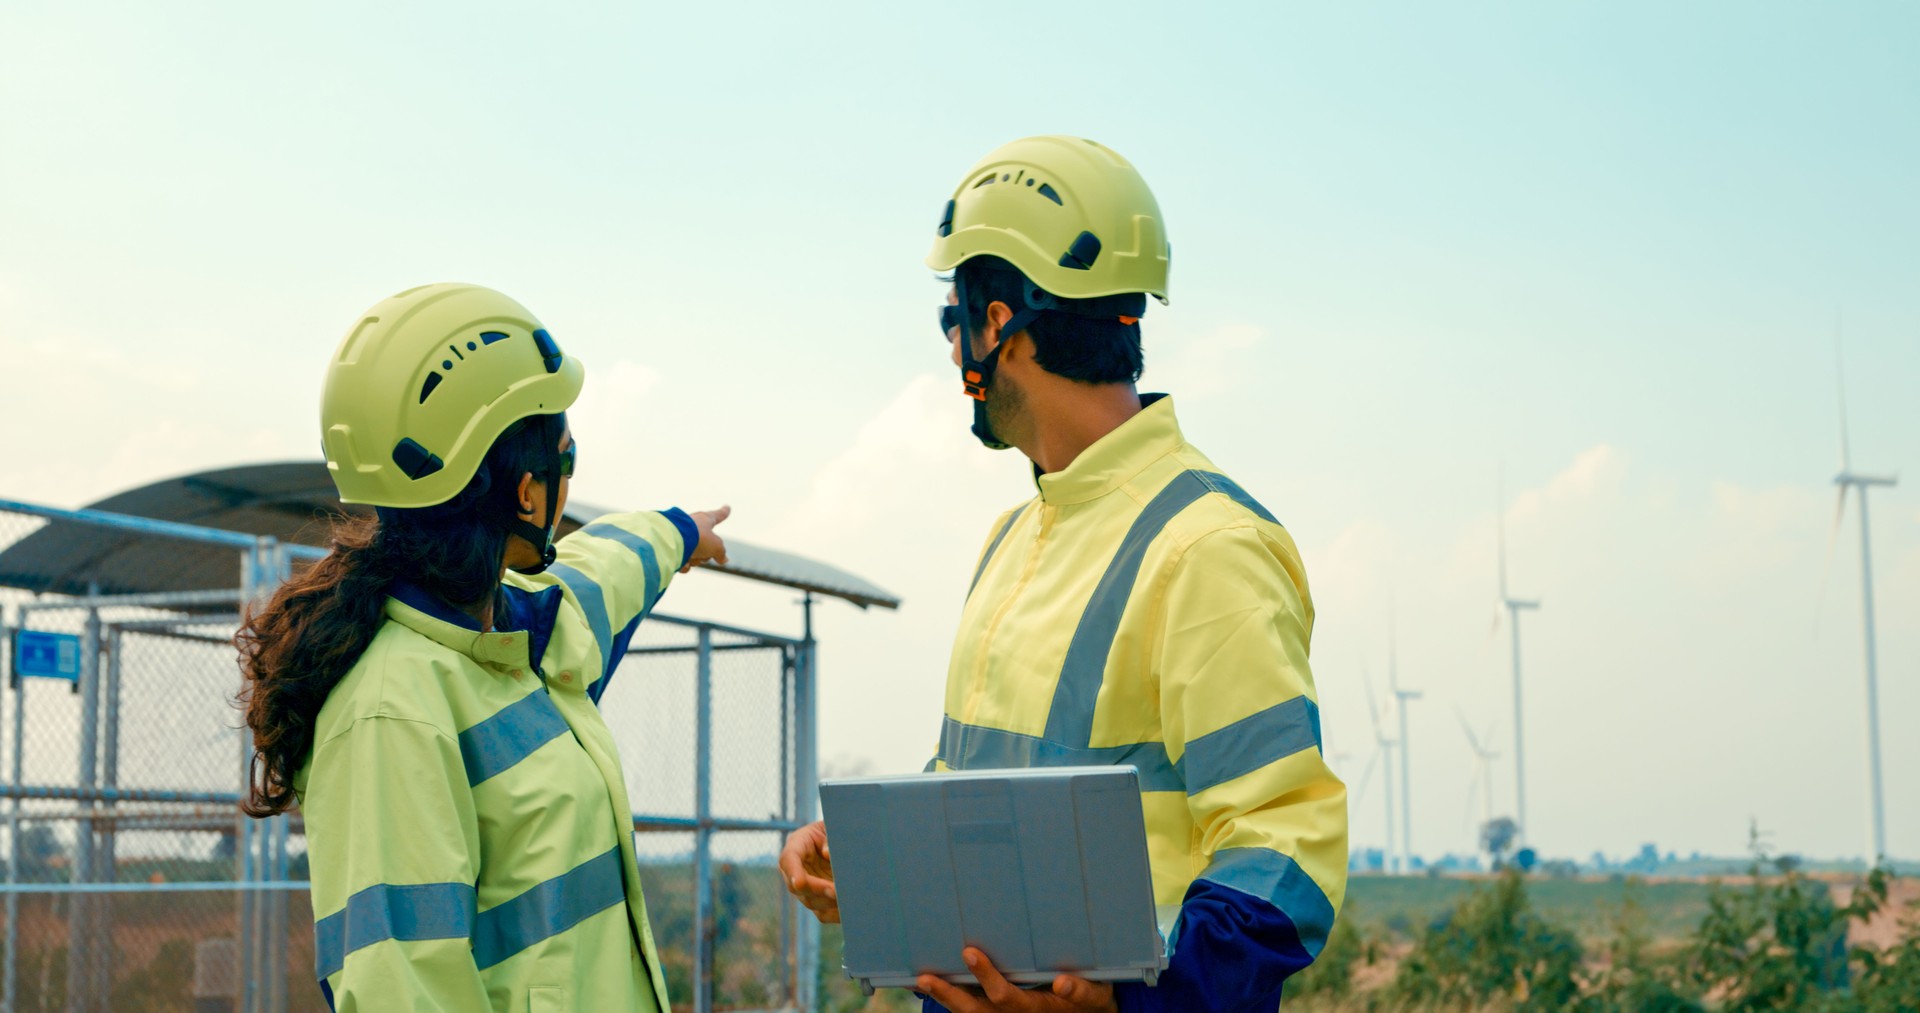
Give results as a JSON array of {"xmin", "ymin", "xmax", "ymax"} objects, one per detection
[
  {"xmin": 1381, "ymin": 746, "xmax": 1394, "ymax": 874},
  {"xmin": 95, "ymin": 628, "xmax": 122, "ymax": 1008},
  {"xmin": 266, "ymin": 815, "xmax": 288, "ymax": 1013},
  {"xmin": 236, "ymin": 537, "xmax": 286, "ymax": 1013},
  {"xmin": 795, "ymin": 595, "xmax": 819, "ymax": 1013},
  {"xmin": 693, "ymin": 626, "xmax": 714, "ymax": 1013},
  {"xmin": 1857, "ymin": 492, "xmax": 1887, "ymax": 866},
  {"xmin": 1397, "ymin": 707, "xmax": 1412, "ymax": 872},
  {"xmin": 1509, "ymin": 607, "xmax": 1526, "ymax": 849},
  {"xmin": 69, "ymin": 604, "xmax": 101, "ymax": 1013},
  {"xmin": 3, "ymin": 607, "xmax": 20, "ymax": 1013},
  {"xmin": 778, "ymin": 648, "xmax": 794, "ymax": 1006}
]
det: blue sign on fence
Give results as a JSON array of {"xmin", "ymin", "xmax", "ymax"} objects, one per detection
[{"xmin": 13, "ymin": 629, "xmax": 82, "ymax": 682}]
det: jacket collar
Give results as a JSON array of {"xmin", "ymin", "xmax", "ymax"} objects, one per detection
[
  {"xmin": 1034, "ymin": 393, "xmax": 1183, "ymax": 506},
  {"xmin": 384, "ymin": 581, "xmax": 562, "ymax": 673}
]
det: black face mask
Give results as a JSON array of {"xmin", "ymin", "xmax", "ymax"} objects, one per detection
[
  {"xmin": 946, "ymin": 273, "xmax": 1061, "ymax": 451},
  {"xmin": 509, "ymin": 429, "xmax": 574, "ymax": 576},
  {"xmin": 938, "ymin": 301, "xmax": 1004, "ymax": 449}
]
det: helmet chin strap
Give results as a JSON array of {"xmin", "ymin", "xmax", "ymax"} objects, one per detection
[
  {"xmin": 954, "ymin": 271, "xmax": 1149, "ymax": 452},
  {"xmin": 508, "ymin": 450, "xmax": 563, "ymax": 576},
  {"xmin": 955, "ymin": 273, "xmax": 1054, "ymax": 452}
]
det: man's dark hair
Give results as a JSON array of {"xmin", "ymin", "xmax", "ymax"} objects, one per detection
[{"xmin": 956, "ymin": 256, "xmax": 1144, "ymax": 385}]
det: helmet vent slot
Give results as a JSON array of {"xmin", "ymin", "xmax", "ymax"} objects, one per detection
[
  {"xmin": 1037, "ymin": 183, "xmax": 1063, "ymax": 206},
  {"xmin": 480, "ymin": 330, "xmax": 512, "ymax": 345},
  {"xmin": 532, "ymin": 328, "xmax": 564, "ymax": 374},
  {"xmin": 973, "ymin": 174, "xmax": 997, "ymax": 188},
  {"xmin": 418, "ymin": 371, "xmax": 444, "ymax": 404}
]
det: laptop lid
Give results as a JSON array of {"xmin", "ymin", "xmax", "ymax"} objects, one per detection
[{"xmin": 820, "ymin": 766, "xmax": 1167, "ymax": 994}]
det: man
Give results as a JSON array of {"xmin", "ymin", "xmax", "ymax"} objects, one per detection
[{"xmin": 782, "ymin": 136, "xmax": 1347, "ymax": 1012}]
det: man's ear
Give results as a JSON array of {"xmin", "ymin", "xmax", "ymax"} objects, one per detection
[
  {"xmin": 981, "ymin": 300, "xmax": 1015, "ymax": 355},
  {"xmin": 515, "ymin": 471, "xmax": 537, "ymax": 520}
]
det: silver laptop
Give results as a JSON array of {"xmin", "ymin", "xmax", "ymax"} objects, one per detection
[{"xmin": 819, "ymin": 766, "xmax": 1168, "ymax": 995}]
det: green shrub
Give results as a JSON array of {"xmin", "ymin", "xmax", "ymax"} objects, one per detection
[
  {"xmin": 1850, "ymin": 904, "xmax": 1920, "ymax": 1013},
  {"xmin": 1282, "ymin": 898, "xmax": 1365, "ymax": 1001},
  {"xmin": 1684, "ymin": 843, "xmax": 1855, "ymax": 1010},
  {"xmin": 1582, "ymin": 879, "xmax": 1701, "ymax": 1013},
  {"xmin": 1386, "ymin": 869, "xmax": 1583, "ymax": 1010}
]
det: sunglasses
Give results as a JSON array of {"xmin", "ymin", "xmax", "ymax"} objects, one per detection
[
  {"xmin": 557, "ymin": 441, "xmax": 577, "ymax": 480},
  {"xmin": 938, "ymin": 303, "xmax": 964, "ymax": 342}
]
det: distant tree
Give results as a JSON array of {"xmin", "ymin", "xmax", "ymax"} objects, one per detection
[
  {"xmin": 1480, "ymin": 817, "xmax": 1518, "ymax": 868},
  {"xmin": 713, "ymin": 862, "xmax": 746, "ymax": 948},
  {"xmin": 17, "ymin": 825, "xmax": 63, "ymax": 879},
  {"xmin": 1540, "ymin": 859, "xmax": 1581, "ymax": 879}
]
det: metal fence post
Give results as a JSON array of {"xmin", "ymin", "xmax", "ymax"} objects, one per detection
[
  {"xmin": 778, "ymin": 647, "xmax": 794, "ymax": 1006},
  {"xmin": 94, "ymin": 626, "xmax": 123, "ymax": 1009},
  {"xmin": 3, "ymin": 606, "xmax": 22, "ymax": 1013},
  {"xmin": 693, "ymin": 625, "xmax": 714, "ymax": 1013},
  {"xmin": 795, "ymin": 596, "xmax": 819, "ymax": 1013},
  {"xmin": 270, "ymin": 814, "xmax": 289, "ymax": 1012},
  {"xmin": 68, "ymin": 602, "xmax": 101, "ymax": 1013},
  {"xmin": 2, "ymin": 605, "xmax": 16, "ymax": 1013},
  {"xmin": 237, "ymin": 537, "xmax": 282, "ymax": 1013}
]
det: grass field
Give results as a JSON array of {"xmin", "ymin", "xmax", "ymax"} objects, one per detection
[
  {"xmin": 1343, "ymin": 872, "xmax": 1719, "ymax": 943},
  {"xmin": 2, "ymin": 860, "xmax": 1904, "ymax": 1011}
]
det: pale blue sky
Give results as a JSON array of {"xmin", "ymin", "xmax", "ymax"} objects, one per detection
[{"xmin": 3, "ymin": 2, "xmax": 1916, "ymax": 863}]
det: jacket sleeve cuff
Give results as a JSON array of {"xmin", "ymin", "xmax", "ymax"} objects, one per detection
[
  {"xmin": 1112, "ymin": 981, "xmax": 1161, "ymax": 1013},
  {"xmin": 662, "ymin": 508, "xmax": 699, "ymax": 570}
]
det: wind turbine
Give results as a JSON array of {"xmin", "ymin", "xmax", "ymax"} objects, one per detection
[
  {"xmin": 1388, "ymin": 611, "xmax": 1421, "ymax": 872},
  {"xmin": 1456, "ymin": 708, "xmax": 1499, "ymax": 832},
  {"xmin": 1360, "ymin": 663, "xmax": 1399, "ymax": 873},
  {"xmin": 1494, "ymin": 475, "xmax": 1541, "ymax": 847},
  {"xmin": 1825, "ymin": 336, "xmax": 1897, "ymax": 866}
]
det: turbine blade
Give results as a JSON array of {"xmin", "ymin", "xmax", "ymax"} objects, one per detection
[
  {"xmin": 1352, "ymin": 747, "xmax": 1381, "ymax": 808},
  {"xmin": 1454, "ymin": 705, "xmax": 1481, "ymax": 751},
  {"xmin": 1363, "ymin": 658, "xmax": 1383, "ymax": 731}
]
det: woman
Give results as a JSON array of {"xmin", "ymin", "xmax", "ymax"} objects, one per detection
[{"xmin": 238, "ymin": 282, "xmax": 727, "ymax": 1011}]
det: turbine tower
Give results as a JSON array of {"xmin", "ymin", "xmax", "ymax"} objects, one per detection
[
  {"xmin": 1495, "ymin": 476, "xmax": 1541, "ymax": 846},
  {"xmin": 1828, "ymin": 341, "xmax": 1897, "ymax": 866},
  {"xmin": 1360, "ymin": 664, "xmax": 1399, "ymax": 873},
  {"xmin": 1389, "ymin": 612, "xmax": 1421, "ymax": 872}
]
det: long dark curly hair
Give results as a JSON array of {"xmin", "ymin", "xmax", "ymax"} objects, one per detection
[{"xmin": 236, "ymin": 413, "xmax": 564, "ymax": 817}]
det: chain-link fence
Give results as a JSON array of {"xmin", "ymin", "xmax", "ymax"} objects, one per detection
[
  {"xmin": 0, "ymin": 499, "xmax": 822, "ymax": 1013},
  {"xmin": 612, "ymin": 614, "xmax": 818, "ymax": 1012}
]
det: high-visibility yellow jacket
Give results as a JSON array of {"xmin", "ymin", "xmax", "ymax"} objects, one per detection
[
  {"xmin": 296, "ymin": 508, "xmax": 698, "ymax": 1012},
  {"xmin": 930, "ymin": 395, "xmax": 1346, "ymax": 1011}
]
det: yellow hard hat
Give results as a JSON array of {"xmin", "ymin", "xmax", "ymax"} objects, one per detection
[
  {"xmin": 926, "ymin": 135, "xmax": 1170, "ymax": 302},
  {"xmin": 320, "ymin": 283, "xmax": 584, "ymax": 508}
]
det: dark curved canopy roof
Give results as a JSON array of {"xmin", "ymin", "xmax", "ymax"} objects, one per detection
[{"xmin": 0, "ymin": 462, "xmax": 900, "ymax": 610}]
